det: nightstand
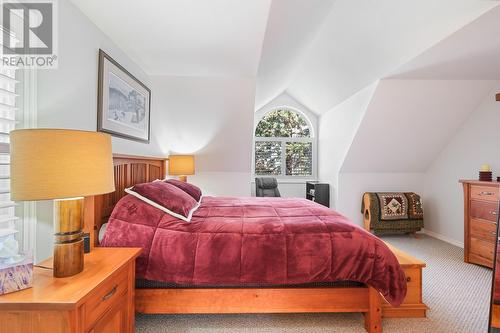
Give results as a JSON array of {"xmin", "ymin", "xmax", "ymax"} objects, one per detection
[{"xmin": 0, "ymin": 247, "xmax": 141, "ymax": 333}]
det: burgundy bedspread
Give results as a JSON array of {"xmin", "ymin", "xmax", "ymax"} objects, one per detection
[{"xmin": 102, "ymin": 196, "xmax": 407, "ymax": 306}]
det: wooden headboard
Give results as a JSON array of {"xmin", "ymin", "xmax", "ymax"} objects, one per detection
[{"xmin": 84, "ymin": 154, "xmax": 167, "ymax": 247}]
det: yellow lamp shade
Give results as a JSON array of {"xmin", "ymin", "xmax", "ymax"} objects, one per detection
[
  {"xmin": 10, "ymin": 129, "xmax": 115, "ymax": 201},
  {"xmin": 168, "ymin": 155, "xmax": 195, "ymax": 176}
]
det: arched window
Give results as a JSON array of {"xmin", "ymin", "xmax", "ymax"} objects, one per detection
[{"xmin": 254, "ymin": 108, "xmax": 314, "ymax": 177}]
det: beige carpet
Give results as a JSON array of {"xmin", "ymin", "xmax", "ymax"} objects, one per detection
[{"xmin": 136, "ymin": 235, "xmax": 492, "ymax": 333}]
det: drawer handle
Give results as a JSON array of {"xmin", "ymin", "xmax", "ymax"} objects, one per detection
[
  {"xmin": 491, "ymin": 211, "xmax": 498, "ymax": 216},
  {"xmin": 102, "ymin": 286, "xmax": 117, "ymax": 301},
  {"xmin": 480, "ymin": 192, "xmax": 495, "ymax": 196},
  {"xmin": 406, "ymin": 277, "xmax": 411, "ymax": 282}
]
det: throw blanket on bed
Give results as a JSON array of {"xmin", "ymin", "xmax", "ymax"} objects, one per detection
[{"xmin": 102, "ymin": 196, "xmax": 407, "ymax": 306}]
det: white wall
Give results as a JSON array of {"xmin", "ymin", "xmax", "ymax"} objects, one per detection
[
  {"xmin": 317, "ymin": 83, "xmax": 378, "ymax": 208},
  {"xmin": 317, "ymin": 79, "xmax": 497, "ymax": 235},
  {"xmin": 37, "ymin": 1, "xmax": 158, "ymax": 155},
  {"xmin": 151, "ymin": 75, "xmax": 256, "ymax": 197},
  {"xmin": 330, "ymin": 81, "xmax": 500, "ymax": 242},
  {"xmin": 36, "ymin": 0, "xmax": 158, "ymax": 262},
  {"xmin": 337, "ymin": 172, "xmax": 425, "ymax": 226},
  {"xmin": 34, "ymin": 1, "xmax": 256, "ymax": 261},
  {"xmin": 342, "ymin": 80, "xmax": 496, "ymax": 172},
  {"xmin": 322, "ymin": 79, "xmax": 495, "ymax": 235},
  {"xmin": 423, "ymin": 82, "xmax": 500, "ymax": 246}
]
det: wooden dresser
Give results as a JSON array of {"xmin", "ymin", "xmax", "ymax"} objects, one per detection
[
  {"xmin": 0, "ymin": 247, "xmax": 141, "ymax": 333},
  {"xmin": 460, "ymin": 180, "xmax": 500, "ymax": 268}
]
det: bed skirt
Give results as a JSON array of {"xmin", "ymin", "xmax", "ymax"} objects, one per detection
[{"xmin": 136, "ymin": 279, "xmax": 364, "ymax": 289}]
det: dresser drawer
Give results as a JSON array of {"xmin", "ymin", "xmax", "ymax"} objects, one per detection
[
  {"xmin": 470, "ymin": 237, "xmax": 495, "ymax": 262},
  {"xmin": 85, "ymin": 266, "xmax": 129, "ymax": 328},
  {"xmin": 471, "ymin": 185, "xmax": 499, "ymax": 202},
  {"xmin": 470, "ymin": 218, "xmax": 497, "ymax": 242},
  {"xmin": 470, "ymin": 200, "xmax": 499, "ymax": 222}
]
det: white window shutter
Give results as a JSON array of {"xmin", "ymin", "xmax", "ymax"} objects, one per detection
[{"xmin": 0, "ymin": 66, "xmax": 19, "ymax": 239}]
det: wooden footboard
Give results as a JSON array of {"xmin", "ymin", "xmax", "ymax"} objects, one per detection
[
  {"xmin": 383, "ymin": 243, "xmax": 427, "ymax": 318},
  {"xmin": 136, "ymin": 286, "xmax": 382, "ymax": 333}
]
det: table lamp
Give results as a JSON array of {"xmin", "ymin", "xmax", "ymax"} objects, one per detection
[
  {"xmin": 10, "ymin": 129, "xmax": 115, "ymax": 278},
  {"xmin": 168, "ymin": 155, "xmax": 195, "ymax": 182}
]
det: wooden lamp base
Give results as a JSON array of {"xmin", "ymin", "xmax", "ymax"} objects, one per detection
[
  {"xmin": 178, "ymin": 175, "xmax": 187, "ymax": 182},
  {"xmin": 53, "ymin": 197, "xmax": 84, "ymax": 278}
]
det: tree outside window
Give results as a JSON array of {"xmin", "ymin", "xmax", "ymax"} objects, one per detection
[{"xmin": 254, "ymin": 109, "xmax": 313, "ymax": 177}]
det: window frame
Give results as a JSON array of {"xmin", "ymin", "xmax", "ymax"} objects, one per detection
[
  {"xmin": 0, "ymin": 20, "xmax": 37, "ymax": 257},
  {"xmin": 252, "ymin": 106, "xmax": 317, "ymax": 180},
  {"xmin": 0, "ymin": 61, "xmax": 20, "ymax": 247}
]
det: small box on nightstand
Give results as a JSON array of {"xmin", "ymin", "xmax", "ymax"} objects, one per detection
[{"xmin": 0, "ymin": 254, "xmax": 33, "ymax": 295}]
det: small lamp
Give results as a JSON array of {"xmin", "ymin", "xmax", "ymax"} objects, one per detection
[
  {"xmin": 10, "ymin": 129, "xmax": 115, "ymax": 277},
  {"xmin": 168, "ymin": 155, "xmax": 195, "ymax": 182}
]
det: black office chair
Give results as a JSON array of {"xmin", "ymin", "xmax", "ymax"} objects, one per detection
[{"xmin": 255, "ymin": 177, "xmax": 281, "ymax": 197}]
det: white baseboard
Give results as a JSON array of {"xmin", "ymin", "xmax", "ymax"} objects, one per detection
[{"xmin": 423, "ymin": 228, "xmax": 464, "ymax": 248}]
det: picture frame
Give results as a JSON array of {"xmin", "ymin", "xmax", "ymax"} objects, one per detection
[{"xmin": 97, "ymin": 49, "xmax": 151, "ymax": 143}]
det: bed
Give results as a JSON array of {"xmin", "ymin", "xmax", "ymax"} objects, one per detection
[{"xmin": 83, "ymin": 154, "xmax": 427, "ymax": 333}]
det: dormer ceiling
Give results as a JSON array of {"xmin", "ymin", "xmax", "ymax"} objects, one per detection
[
  {"xmin": 284, "ymin": 0, "xmax": 498, "ymax": 114},
  {"xmin": 338, "ymin": 5, "xmax": 500, "ymax": 173},
  {"xmin": 389, "ymin": 5, "xmax": 500, "ymax": 80},
  {"xmin": 71, "ymin": 0, "xmax": 500, "ymax": 114},
  {"xmin": 70, "ymin": 0, "xmax": 272, "ymax": 76}
]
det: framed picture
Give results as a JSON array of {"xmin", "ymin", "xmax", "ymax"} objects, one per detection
[{"xmin": 97, "ymin": 49, "xmax": 151, "ymax": 143}]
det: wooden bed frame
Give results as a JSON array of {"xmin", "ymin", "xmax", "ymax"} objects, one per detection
[{"xmin": 83, "ymin": 154, "xmax": 427, "ymax": 333}]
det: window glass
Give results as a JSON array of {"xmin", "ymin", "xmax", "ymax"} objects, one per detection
[
  {"xmin": 255, "ymin": 109, "xmax": 310, "ymax": 138},
  {"xmin": 286, "ymin": 142, "xmax": 312, "ymax": 176},
  {"xmin": 254, "ymin": 108, "xmax": 314, "ymax": 177},
  {"xmin": 254, "ymin": 141, "xmax": 282, "ymax": 175}
]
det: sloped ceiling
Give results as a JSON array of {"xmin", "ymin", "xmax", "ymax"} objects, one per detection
[
  {"xmin": 340, "ymin": 4, "xmax": 500, "ymax": 173},
  {"xmin": 340, "ymin": 79, "xmax": 497, "ymax": 172},
  {"xmin": 71, "ymin": 0, "xmax": 499, "ymax": 112},
  {"xmin": 70, "ymin": 0, "xmax": 271, "ymax": 76},
  {"xmin": 283, "ymin": 0, "xmax": 498, "ymax": 114},
  {"xmin": 255, "ymin": 0, "xmax": 335, "ymax": 109},
  {"xmin": 389, "ymin": 5, "xmax": 500, "ymax": 80}
]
